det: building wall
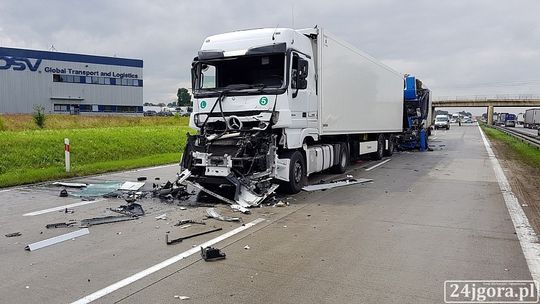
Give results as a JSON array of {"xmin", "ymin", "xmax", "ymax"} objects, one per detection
[{"xmin": 0, "ymin": 47, "xmax": 143, "ymax": 114}]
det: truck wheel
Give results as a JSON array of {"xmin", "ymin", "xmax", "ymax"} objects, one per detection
[
  {"xmin": 330, "ymin": 143, "xmax": 348, "ymax": 173},
  {"xmin": 280, "ymin": 150, "xmax": 306, "ymax": 194},
  {"xmin": 383, "ymin": 135, "xmax": 394, "ymax": 157},
  {"xmin": 371, "ymin": 134, "xmax": 384, "ymax": 160}
]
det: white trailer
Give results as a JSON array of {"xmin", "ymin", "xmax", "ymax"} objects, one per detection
[
  {"xmin": 182, "ymin": 28, "xmax": 430, "ymax": 200},
  {"xmin": 524, "ymin": 108, "xmax": 540, "ymax": 129}
]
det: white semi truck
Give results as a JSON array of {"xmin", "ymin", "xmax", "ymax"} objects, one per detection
[{"xmin": 181, "ymin": 27, "xmax": 431, "ymax": 202}]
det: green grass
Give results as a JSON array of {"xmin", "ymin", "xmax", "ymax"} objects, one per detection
[
  {"xmin": 481, "ymin": 125, "xmax": 540, "ymax": 168},
  {"xmin": 0, "ymin": 125, "xmax": 192, "ymax": 187},
  {"xmin": 0, "ymin": 114, "xmax": 189, "ymax": 131}
]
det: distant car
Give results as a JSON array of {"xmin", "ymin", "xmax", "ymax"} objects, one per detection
[
  {"xmin": 144, "ymin": 110, "xmax": 157, "ymax": 116},
  {"xmin": 450, "ymin": 119, "xmax": 456, "ymax": 123},
  {"xmin": 157, "ymin": 111, "xmax": 174, "ymax": 117},
  {"xmin": 434, "ymin": 115, "xmax": 450, "ymax": 130},
  {"xmin": 505, "ymin": 120, "xmax": 516, "ymax": 127},
  {"xmin": 462, "ymin": 117, "xmax": 472, "ymax": 124}
]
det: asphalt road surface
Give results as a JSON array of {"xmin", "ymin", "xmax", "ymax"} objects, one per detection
[
  {"xmin": 0, "ymin": 124, "xmax": 533, "ymax": 303},
  {"xmin": 514, "ymin": 125, "xmax": 539, "ymax": 137}
]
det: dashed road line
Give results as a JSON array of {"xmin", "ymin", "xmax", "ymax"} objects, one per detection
[
  {"xmin": 365, "ymin": 159, "xmax": 391, "ymax": 171},
  {"xmin": 23, "ymin": 198, "xmax": 107, "ymax": 216}
]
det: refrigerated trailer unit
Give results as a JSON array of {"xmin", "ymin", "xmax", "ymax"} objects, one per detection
[
  {"xmin": 524, "ymin": 108, "xmax": 540, "ymax": 129},
  {"xmin": 181, "ymin": 27, "xmax": 431, "ymax": 202}
]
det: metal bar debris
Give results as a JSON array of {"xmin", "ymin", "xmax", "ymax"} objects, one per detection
[
  {"xmin": 25, "ymin": 228, "xmax": 89, "ymax": 251},
  {"xmin": 80, "ymin": 215, "xmax": 136, "ymax": 227},
  {"xmin": 118, "ymin": 181, "xmax": 145, "ymax": 191},
  {"xmin": 174, "ymin": 219, "xmax": 206, "ymax": 226},
  {"xmin": 200, "ymin": 246, "xmax": 226, "ymax": 261},
  {"xmin": 166, "ymin": 228, "xmax": 223, "ymax": 245},
  {"xmin": 5, "ymin": 232, "xmax": 21, "ymax": 237},
  {"xmin": 302, "ymin": 178, "xmax": 372, "ymax": 192},
  {"xmin": 53, "ymin": 182, "xmax": 87, "ymax": 188},
  {"xmin": 185, "ymin": 181, "xmax": 236, "ymax": 205},
  {"xmin": 46, "ymin": 221, "xmax": 77, "ymax": 229}
]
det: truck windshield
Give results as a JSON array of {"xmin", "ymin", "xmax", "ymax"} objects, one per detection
[
  {"xmin": 436, "ymin": 117, "xmax": 447, "ymax": 121},
  {"xmin": 196, "ymin": 54, "xmax": 285, "ymax": 91}
]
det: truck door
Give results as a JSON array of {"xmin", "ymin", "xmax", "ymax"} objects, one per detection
[{"xmin": 289, "ymin": 52, "xmax": 313, "ymax": 129}]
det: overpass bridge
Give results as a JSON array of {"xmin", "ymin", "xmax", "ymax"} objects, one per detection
[{"xmin": 431, "ymin": 94, "xmax": 540, "ymax": 124}]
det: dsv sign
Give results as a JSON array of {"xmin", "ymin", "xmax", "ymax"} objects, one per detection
[{"xmin": 0, "ymin": 56, "xmax": 42, "ymax": 71}]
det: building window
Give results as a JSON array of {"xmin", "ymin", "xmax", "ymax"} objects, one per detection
[
  {"xmin": 86, "ymin": 76, "xmax": 92, "ymax": 83},
  {"xmin": 53, "ymin": 74, "xmax": 62, "ymax": 82},
  {"xmin": 53, "ymin": 104, "xmax": 69, "ymax": 112},
  {"xmin": 117, "ymin": 106, "xmax": 137, "ymax": 113},
  {"xmin": 121, "ymin": 78, "xmax": 128, "ymax": 86},
  {"xmin": 92, "ymin": 76, "xmax": 99, "ymax": 84},
  {"xmin": 104, "ymin": 78, "xmax": 111, "ymax": 85},
  {"xmin": 110, "ymin": 78, "xmax": 116, "ymax": 85},
  {"xmin": 79, "ymin": 105, "xmax": 92, "ymax": 112}
]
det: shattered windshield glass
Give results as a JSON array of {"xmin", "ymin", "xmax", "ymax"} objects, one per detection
[{"xmin": 197, "ymin": 54, "xmax": 285, "ymax": 91}]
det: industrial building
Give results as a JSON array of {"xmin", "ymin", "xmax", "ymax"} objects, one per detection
[{"xmin": 0, "ymin": 47, "xmax": 143, "ymax": 115}]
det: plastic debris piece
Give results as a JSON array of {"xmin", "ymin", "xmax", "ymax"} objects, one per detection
[
  {"xmin": 46, "ymin": 221, "xmax": 77, "ymax": 229},
  {"xmin": 119, "ymin": 181, "xmax": 145, "ymax": 191},
  {"xmin": 53, "ymin": 182, "xmax": 87, "ymax": 188},
  {"xmin": 25, "ymin": 228, "xmax": 89, "ymax": 251},
  {"xmin": 5, "ymin": 232, "xmax": 21, "ymax": 237},
  {"xmin": 231, "ymin": 204, "xmax": 250, "ymax": 214},
  {"xmin": 155, "ymin": 213, "xmax": 167, "ymax": 220},
  {"xmin": 59, "ymin": 189, "xmax": 68, "ymax": 197},
  {"xmin": 206, "ymin": 208, "xmax": 240, "ymax": 222},
  {"xmin": 274, "ymin": 201, "xmax": 287, "ymax": 207},
  {"xmin": 174, "ymin": 219, "xmax": 206, "ymax": 226},
  {"xmin": 174, "ymin": 295, "xmax": 190, "ymax": 300},
  {"xmin": 201, "ymin": 246, "xmax": 226, "ymax": 261},
  {"xmin": 109, "ymin": 203, "xmax": 145, "ymax": 216},
  {"xmin": 137, "ymin": 176, "xmax": 147, "ymax": 181},
  {"xmin": 244, "ymin": 245, "xmax": 250, "ymax": 250}
]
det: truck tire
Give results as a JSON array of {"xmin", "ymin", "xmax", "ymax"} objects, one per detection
[
  {"xmin": 280, "ymin": 150, "xmax": 306, "ymax": 194},
  {"xmin": 371, "ymin": 134, "xmax": 384, "ymax": 160},
  {"xmin": 383, "ymin": 135, "xmax": 394, "ymax": 157},
  {"xmin": 330, "ymin": 143, "xmax": 348, "ymax": 173}
]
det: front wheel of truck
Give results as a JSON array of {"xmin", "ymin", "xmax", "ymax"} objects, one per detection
[{"xmin": 280, "ymin": 150, "xmax": 306, "ymax": 194}]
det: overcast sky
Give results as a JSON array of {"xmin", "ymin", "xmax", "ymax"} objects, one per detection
[{"xmin": 1, "ymin": 0, "xmax": 539, "ymax": 114}]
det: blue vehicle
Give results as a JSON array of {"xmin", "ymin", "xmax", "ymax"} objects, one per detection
[{"xmin": 497, "ymin": 113, "xmax": 516, "ymax": 127}]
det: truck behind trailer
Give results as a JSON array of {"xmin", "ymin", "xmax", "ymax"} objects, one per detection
[{"xmin": 181, "ymin": 27, "xmax": 431, "ymax": 205}]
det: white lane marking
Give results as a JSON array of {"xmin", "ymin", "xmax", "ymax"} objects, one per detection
[
  {"xmin": 136, "ymin": 164, "xmax": 178, "ymax": 172},
  {"xmin": 23, "ymin": 198, "xmax": 107, "ymax": 216},
  {"xmin": 478, "ymin": 125, "xmax": 540, "ymax": 285},
  {"xmin": 365, "ymin": 159, "xmax": 391, "ymax": 171},
  {"xmin": 431, "ymin": 136, "xmax": 438, "ymax": 140},
  {"xmin": 70, "ymin": 218, "xmax": 266, "ymax": 304}
]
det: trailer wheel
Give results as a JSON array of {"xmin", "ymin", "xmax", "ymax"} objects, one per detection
[
  {"xmin": 279, "ymin": 150, "xmax": 306, "ymax": 194},
  {"xmin": 383, "ymin": 136, "xmax": 394, "ymax": 157},
  {"xmin": 330, "ymin": 143, "xmax": 348, "ymax": 173},
  {"xmin": 371, "ymin": 134, "xmax": 384, "ymax": 160}
]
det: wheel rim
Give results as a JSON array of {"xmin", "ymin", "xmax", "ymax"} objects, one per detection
[{"xmin": 293, "ymin": 162, "xmax": 302, "ymax": 183}]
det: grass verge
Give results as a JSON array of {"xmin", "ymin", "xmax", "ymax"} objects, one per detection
[
  {"xmin": 481, "ymin": 125, "xmax": 540, "ymax": 168},
  {"xmin": 0, "ymin": 125, "xmax": 191, "ymax": 188}
]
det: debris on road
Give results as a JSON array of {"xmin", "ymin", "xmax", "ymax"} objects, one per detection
[
  {"xmin": 46, "ymin": 221, "xmax": 77, "ymax": 229},
  {"xmin": 59, "ymin": 189, "xmax": 68, "ymax": 197},
  {"xmin": 206, "ymin": 208, "xmax": 241, "ymax": 222},
  {"xmin": 109, "ymin": 203, "xmax": 145, "ymax": 217},
  {"xmin": 302, "ymin": 177, "xmax": 372, "ymax": 192},
  {"xmin": 244, "ymin": 245, "xmax": 250, "ymax": 250},
  {"xmin": 62, "ymin": 208, "xmax": 75, "ymax": 214},
  {"xmin": 274, "ymin": 201, "xmax": 287, "ymax": 207},
  {"xmin": 118, "ymin": 181, "xmax": 145, "ymax": 191},
  {"xmin": 186, "ymin": 181, "xmax": 236, "ymax": 205},
  {"xmin": 166, "ymin": 227, "xmax": 223, "ymax": 245},
  {"xmin": 155, "ymin": 213, "xmax": 168, "ymax": 220},
  {"xmin": 231, "ymin": 204, "xmax": 250, "ymax": 214},
  {"xmin": 174, "ymin": 295, "xmax": 190, "ymax": 300},
  {"xmin": 72, "ymin": 182, "xmax": 123, "ymax": 198},
  {"xmin": 201, "ymin": 246, "xmax": 226, "ymax": 261},
  {"xmin": 137, "ymin": 176, "xmax": 147, "ymax": 181},
  {"xmin": 80, "ymin": 215, "xmax": 136, "ymax": 227},
  {"xmin": 25, "ymin": 228, "xmax": 89, "ymax": 251},
  {"xmin": 174, "ymin": 219, "xmax": 206, "ymax": 226},
  {"xmin": 53, "ymin": 182, "xmax": 87, "ymax": 188},
  {"xmin": 5, "ymin": 232, "xmax": 21, "ymax": 237}
]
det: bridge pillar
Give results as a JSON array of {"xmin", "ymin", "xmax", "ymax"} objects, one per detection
[{"xmin": 487, "ymin": 105, "xmax": 494, "ymax": 125}]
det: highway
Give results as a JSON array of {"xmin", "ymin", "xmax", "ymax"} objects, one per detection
[{"xmin": 0, "ymin": 124, "xmax": 535, "ymax": 304}]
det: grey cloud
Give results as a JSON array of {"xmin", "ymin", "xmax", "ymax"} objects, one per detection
[{"xmin": 1, "ymin": 0, "xmax": 539, "ymax": 104}]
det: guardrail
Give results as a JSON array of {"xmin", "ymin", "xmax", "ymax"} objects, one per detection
[
  {"xmin": 433, "ymin": 94, "xmax": 540, "ymax": 102},
  {"xmin": 491, "ymin": 125, "xmax": 540, "ymax": 149}
]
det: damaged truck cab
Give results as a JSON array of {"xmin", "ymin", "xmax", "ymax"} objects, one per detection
[{"xmin": 181, "ymin": 27, "xmax": 431, "ymax": 202}]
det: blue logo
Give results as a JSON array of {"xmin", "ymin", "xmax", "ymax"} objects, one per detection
[{"xmin": 0, "ymin": 56, "xmax": 42, "ymax": 71}]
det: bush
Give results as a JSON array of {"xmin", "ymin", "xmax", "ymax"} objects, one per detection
[
  {"xmin": 0, "ymin": 115, "xmax": 5, "ymax": 131},
  {"xmin": 32, "ymin": 105, "xmax": 46, "ymax": 128}
]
